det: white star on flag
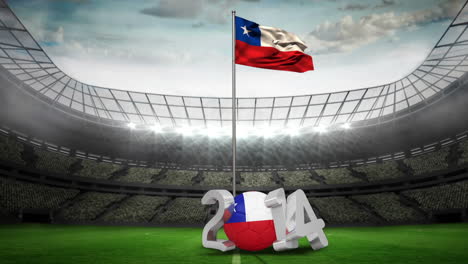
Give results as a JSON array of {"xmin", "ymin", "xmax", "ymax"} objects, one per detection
[{"xmin": 241, "ymin": 25, "xmax": 251, "ymax": 37}]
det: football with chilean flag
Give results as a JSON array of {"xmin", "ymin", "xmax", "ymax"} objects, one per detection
[{"xmin": 223, "ymin": 191, "xmax": 277, "ymax": 251}]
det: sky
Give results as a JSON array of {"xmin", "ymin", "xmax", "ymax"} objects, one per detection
[{"xmin": 6, "ymin": 0, "xmax": 465, "ymax": 97}]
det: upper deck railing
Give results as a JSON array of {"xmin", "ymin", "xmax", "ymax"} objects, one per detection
[{"xmin": 1, "ymin": 0, "xmax": 468, "ymax": 131}]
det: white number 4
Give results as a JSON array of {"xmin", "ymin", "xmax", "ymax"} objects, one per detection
[{"xmin": 265, "ymin": 188, "xmax": 328, "ymax": 252}]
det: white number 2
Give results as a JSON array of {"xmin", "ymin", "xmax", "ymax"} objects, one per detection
[
  {"xmin": 201, "ymin": 190, "xmax": 236, "ymax": 252},
  {"xmin": 265, "ymin": 188, "xmax": 328, "ymax": 251}
]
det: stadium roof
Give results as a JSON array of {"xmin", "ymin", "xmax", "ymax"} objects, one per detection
[{"xmin": 1, "ymin": 0, "xmax": 468, "ymax": 133}]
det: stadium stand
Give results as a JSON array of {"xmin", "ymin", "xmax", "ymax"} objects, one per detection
[
  {"xmin": 202, "ymin": 171, "xmax": 232, "ymax": 187},
  {"xmin": 241, "ymin": 172, "xmax": 278, "ymax": 187},
  {"xmin": 311, "ymin": 196, "xmax": 380, "ymax": 224},
  {"xmin": 35, "ymin": 149, "xmax": 76, "ymax": 175},
  {"xmin": 100, "ymin": 195, "xmax": 170, "ymax": 223},
  {"xmin": 58, "ymin": 192, "xmax": 126, "ymax": 222},
  {"xmin": 352, "ymin": 193, "xmax": 426, "ymax": 223},
  {"xmin": 115, "ymin": 167, "xmax": 161, "ymax": 183},
  {"xmin": 152, "ymin": 198, "xmax": 206, "ymax": 225},
  {"xmin": 76, "ymin": 159, "xmax": 122, "ymax": 179},
  {"xmin": 459, "ymin": 139, "xmax": 468, "ymax": 165},
  {"xmin": 403, "ymin": 148, "xmax": 449, "ymax": 175},
  {"xmin": 402, "ymin": 181, "xmax": 468, "ymax": 212},
  {"xmin": 278, "ymin": 171, "xmax": 321, "ymax": 186},
  {"xmin": 353, "ymin": 161, "xmax": 406, "ymax": 181},
  {"xmin": 0, "ymin": 131, "xmax": 465, "ymax": 185},
  {"xmin": 0, "ymin": 135, "xmax": 25, "ymax": 165},
  {"xmin": 155, "ymin": 170, "xmax": 197, "ymax": 185},
  {"xmin": 0, "ymin": 177, "xmax": 79, "ymax": 214},
  {"xmin": 315, "ymin": 168, "xmax": 362, "ymax": 184}
]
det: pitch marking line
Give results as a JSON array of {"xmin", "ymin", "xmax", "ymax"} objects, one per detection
[{"xmin": 232, "ymin": 251, "xmax": 241, "ymax": 264}]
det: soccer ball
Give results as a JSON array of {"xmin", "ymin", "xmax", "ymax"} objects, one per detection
[{"xmin": 223, "ymin": 191, "xmax": 277, "ymax": 251}]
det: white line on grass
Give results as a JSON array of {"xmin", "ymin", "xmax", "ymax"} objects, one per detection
[{"xmin": 232, "ymin": 251, "xmax": 241, "ymax": 264}]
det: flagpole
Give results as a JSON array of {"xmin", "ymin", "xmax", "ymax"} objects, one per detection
[{"xmin": 231, "ymin": 10, "xmax": 237, "ymax": 196}]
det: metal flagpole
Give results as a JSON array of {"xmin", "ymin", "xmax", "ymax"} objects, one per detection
[{"xmin": 231, "ymin": 10, "xmax": 237, "ymax": 196}]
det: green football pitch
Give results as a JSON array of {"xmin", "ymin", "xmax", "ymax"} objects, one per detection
[{"xmin": 0, "ymin": 223, "xmax": 467, "ymax": 264}]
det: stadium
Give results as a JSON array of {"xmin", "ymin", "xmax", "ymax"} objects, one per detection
[{"xmin": 0, "ymin": 0, "xmax": 467, "ymax": 263}]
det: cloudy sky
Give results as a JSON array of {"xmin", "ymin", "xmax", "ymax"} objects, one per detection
[{"xmin": 7, "ymin": 0, "xmax": 465, "ymax": 97}]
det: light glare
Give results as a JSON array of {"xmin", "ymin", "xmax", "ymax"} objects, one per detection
[
  {"xmin": 127, "ymin": 122, "xmax": 136, "ymax": 129},
  {"xmin": 342, "ymin": 123, "xmax": 351, "ymax": 129}
]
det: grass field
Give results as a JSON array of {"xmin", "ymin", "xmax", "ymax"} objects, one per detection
[{"xmin": 0, "ymin": 223, "xmax": 467, "ymax": 264}]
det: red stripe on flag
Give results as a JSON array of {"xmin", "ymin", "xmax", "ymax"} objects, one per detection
[
  {"xmin": 224, "ymin": 219, "xmax": 276, "ymax": 251},
  {"xmin": 235, "ymin": 40, "xmax": 314, "ymax": 73}
]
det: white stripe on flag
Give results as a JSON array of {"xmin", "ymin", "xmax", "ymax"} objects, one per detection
[
  {"xmin": 259, "ymin": 25, "xmax": 308, "ymax": 52},
  {"xmin": 244, "ymin": 192, "xmax": 273, "ymax": 222}
]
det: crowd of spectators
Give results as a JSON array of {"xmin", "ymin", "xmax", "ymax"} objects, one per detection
[
  {"xmin": 354, "ymin": 161, "xmax": 406, "ymax": 181},
  {"xmin": 314, "ymin": 168, "xmax": 362, "ymax": 184},
  {"xmin": 35, "ymin": 149, "xmax": 76, "ymax": 175},
  {"xmin": 151, "ymin": 198, "xmax": 205, "ymax": 225},
  {"xmin": 310, "ymin": 196, "xmax": 379, "ymax": 224},
  {"xmin": 202, "ymin": 171, "xmax": 232, "ymax": 187},
  {"xmin": 100, "ymin": 195, "xmax": 169, "ymax": 223},
  {"xmin": 0, "ymin": 177, "xmax": 79, "ymax": 214},
  {"xmin": 0, "ymin": 136, "xmax": 25, "ymax": 165},
  {"xmin": 352, "ymin": 192, "xmax": 426, "ymax": 223},
  {"xmin": 241, "ymin": 172, "xmax": 278, "ymax": 187},
  {"xmin": 402, "ymin": 181, "xmax": 468, "ymax": 211},
  {"xmin": 459, "ymin": 139, "xmax": 468, "ymax": 165},
  {"xmin": 76, "ymin": 160, "xmax": 122, "ymax": 179},
  {"xmin": 278, "ymin": 170, "xmax": 321, "ymax": 186},
  {"xmin": 58, "ymin": 192, "xmax": 126, "ymax": 222},
  {"xmin": 403, "ymin": 148, "xmax": 449, "ymax": 175},
  {"xmin": 155, "ymin": 170, "xmax": 197, "ymax": 185},
  {"xmin": 116, "ymin": 167, "xmax": 160, "ymax": 183}
]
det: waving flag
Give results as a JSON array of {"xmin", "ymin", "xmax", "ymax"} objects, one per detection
[{"xmin": 235, "ymin": 16, "xmax": 314, "ymax": 73}]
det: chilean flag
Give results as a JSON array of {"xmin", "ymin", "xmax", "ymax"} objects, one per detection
[
  {"xmin": 223, "ymin": 191, "xmax": 276, "ymax": 251},
  {"xmin": 235, "ymin": 16, "xmax": 314, "ymax": 73}
]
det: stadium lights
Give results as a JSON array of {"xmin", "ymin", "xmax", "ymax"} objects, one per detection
[
  {"xmin": 341, "ymin": 123, "xmax": 351, "ymax": 130},
  {"xmin": 262, "ymin": 128, "xmax": 279, "ymax": 138},
  {"xmin": 202, "ymin": 127, "xmax": 227, "ymax": 138},
  {"xmin": 284, "ymin": 127, "xmax": 300, "ymax": 137},
  {"xmin": 314, "ymin": 125, "xmax": 328, "ymax": 133},
  {"xmin": 150, "ymin": 124, "xmax": 162, "ymax": 133},
  {"xmin": 127, "ymin": 122, "xmax": 136, "ymax": 129},
  {"xmin": 237, "ymin": 126, "xmax": 251, "ymax": 138},
  {"xmin": 146, "ymin": 124, "xmax": 354, "ymax": 137},
  {"xmin": 176, "ymin": 126, "xmax": 194, "ymax": 136}
]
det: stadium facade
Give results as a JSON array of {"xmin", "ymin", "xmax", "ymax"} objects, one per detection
[{"xmin": 0, "ymin": 0, "xmax": 467, "ymax": 227}]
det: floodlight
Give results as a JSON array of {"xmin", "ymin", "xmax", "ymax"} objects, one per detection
[
  {"xmin": 284, "ymin": 127, "xmax": 300, "ymax": 136},
  {"xmin": 176, "ymin": 126, "xmax": 193, "ymax": 136},
  {"xmin": 341, "ymin": 123, "xmax": 351, "ymax": 130},
  {"xmin": 314, "ymin": 125, "xmax": 328, "ymax": 133},
  {"xmin": 150, "ymin": 124, "xmax": 162, "ymax": 133},
  {"xmin": 127, "ymin": 122, "xmax": 136, "ymax": 129}
]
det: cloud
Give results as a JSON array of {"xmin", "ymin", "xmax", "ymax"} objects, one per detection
[
  {"xmin": 191, "ymin": 22, "xmax": 205, "ymax": 28},
  {"xmin": 374, "ymin": 0, "xmax": 396, "ymax": 9},
  {"xmin": 140, "ymin": 0, "xmax": 204, "ymax": 19},
  {"xmin": 339, "ymin": 3, "xmax": 370, "ymax": 11},
  {"xmin": 51, "ymin": 0, "xmax": 89, "ymax": 4},
  {"xmin": 339, "ymin": 0, "xmax": 396, "ymax": 11},
  {"xmin": 309, "ymin": 0, "xmax": 463, "ymax": 54},
  {"xmin": 140, "ymin": 0, "xmax": 257, "ymax": 24}
]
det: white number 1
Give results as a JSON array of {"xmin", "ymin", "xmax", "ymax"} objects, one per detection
[{"xmin": 265, "ymin": 188, "xmax": 328, "ymax": 251}]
